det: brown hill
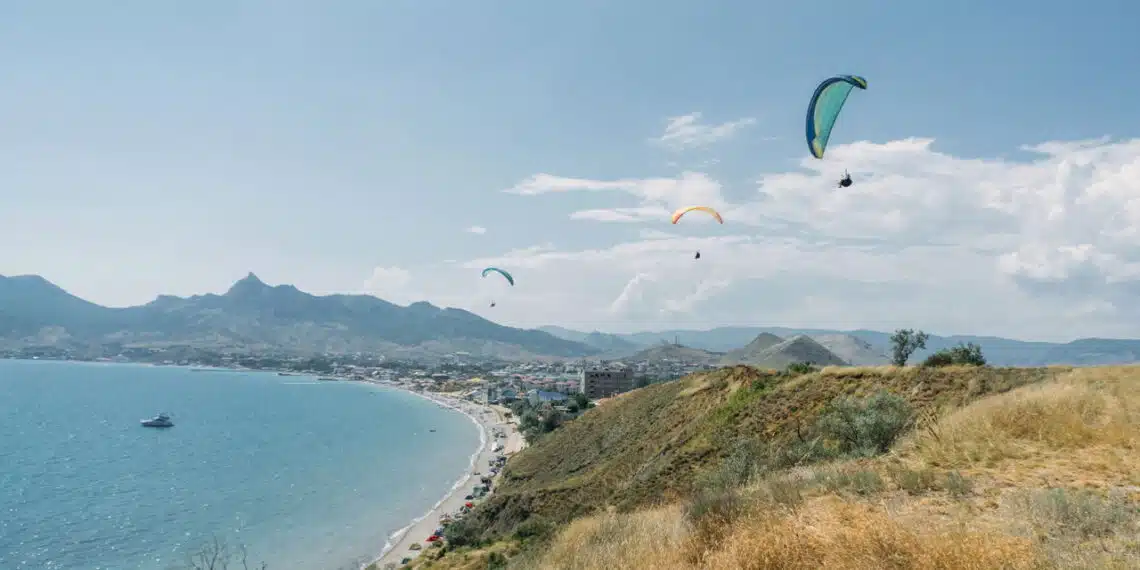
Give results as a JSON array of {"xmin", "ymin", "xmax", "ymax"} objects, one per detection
[
  {"xmin": 623, "ymin": 342, "xmax": 720, "ymax": 364},
  {"xmin": 720, "ymin": 334, "xmax": 848, "ymax": 368},
  {"xmin": 811, "ymin": 333, "xmax": 890, "ymax": 365}
]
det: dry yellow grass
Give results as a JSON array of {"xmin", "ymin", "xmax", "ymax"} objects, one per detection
[
  {"xmin": 704, "ymin": 497, "xmax": 1044, "ymax": 570},
  {"xmin": 515, "ymin": 505, "xmax": 689, "ymax": 570},
  {"xmin": 521, "ymin": 496, "xmax": 1045, "ymax": 570},
  {"xmin": 905, "ymin": 366, "xmax": 1140, "ymax": 476},
  {"xmin": 509, "ymin": 366, "xmax": 1140, "ymax": 570}
]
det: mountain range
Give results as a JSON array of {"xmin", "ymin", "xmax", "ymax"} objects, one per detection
[
  {"xmin": 539, "ymin": 325, "xmax": 1140, "ymax": 367},
  {"xmin": 4, "ymin": 272, "xmax": 1140, "ymax": 366},
  {"xmin": 0, "ymin": 273, "xmax": 596, "ymax": 360}
]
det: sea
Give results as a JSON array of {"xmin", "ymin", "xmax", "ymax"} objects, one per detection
[{"xmin": 0, "ymin": 359, "xmax": 482, "ymax": 570}]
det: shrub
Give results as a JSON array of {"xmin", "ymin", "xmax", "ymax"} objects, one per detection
[
  {"xmin": 684, "ymin": 488, "xmax": 749, "ymax": 526},
  {"xmin": 922, "ymin": 350, "xmax": 955, "ymax": 367},
  {"xmin": 785, "ymin": 361, "xmax": 817, "ymax": 376},
  {"xmin": 572, "ymin": 392, "xmax": 589, "ymax": 409},
  {"xmin": 1010, "ymin": 488, "xmax": 1137, "ymax": 540},
  {"xmin": 697, "ymin": 439, "xmax": 766, "ymax": 492},
  {"xmin": 442, "ymin": 516, "xmax": 484, "ymax": 547},
  {"xmin": 181, "ymin": 537, "xmax": 267, "ymax": 570},
  {"xmin": 486, "ymin": 551, "xmax": 508, "ymax": 569},
  {"xmin": 944, "ymin": 470, "xmax": 973, "ymax": 498},
  {"xmin": 887, "ymin": 465, "xmax": 941, "ymax": 494},
  {"xmin": 813, "ymin": 468, "xmax": 885, "ymax": 496},
  {"xmin": 924, "ymin": 342, "xmax": 987, "ymax": 367},
  {"xmin": 816, "ymin": 390, "xmax": 915, "ymax": 457},
  {"xmin": 512, "ymin": 518, "xmax": 554, "ymax": 542}
]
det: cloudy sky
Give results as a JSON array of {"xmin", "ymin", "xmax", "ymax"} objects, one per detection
[{"xmin": 3, "ymin": 1, "xmax": 1140, "ymax": 341}]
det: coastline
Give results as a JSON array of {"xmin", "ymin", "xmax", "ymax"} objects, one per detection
[{"xmin": 364, "ymin": 383, "xmax": 524, "ymax": 569}]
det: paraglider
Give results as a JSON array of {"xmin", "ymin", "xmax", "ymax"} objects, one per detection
[
  {"xmin": 481, "ymin": 267, "xmax": 514, "ymax": 308},
  {"xmin": 670, "ymin": 206, "xmax": 724, "ymax": 225},
  {"xmin": 806, "ymin": 74, "xmax": 867, "ymax": 186},
  {"xmin": 481, "ymin": 267, "xmax": 514, "ymax": 285},
  {"xmin": 670, "ymin": 206, "xmax": 723, "ymax": 260},
  {"xmin": 838, "ymin": 170, "xmax": 852, "ymax": 188}
]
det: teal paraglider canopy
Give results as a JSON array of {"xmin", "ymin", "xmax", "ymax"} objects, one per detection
[
  {"xmin": 805, "ymin": 75, "xmax": 868, "ymax": 159},
  {"xmin": 481, "ymin": 267, "xmax": 515, "ymax": 286}
]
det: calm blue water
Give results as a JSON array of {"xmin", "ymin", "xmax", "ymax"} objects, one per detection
[{"xmin": 0, "ymin": 359, "xmax": 481, "ymax": 570}]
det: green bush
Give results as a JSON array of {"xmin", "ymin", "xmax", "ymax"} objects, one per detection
[
  {"xmin": 816, "ymin": 390, "xmax": 914, "ymax": 457},
  {"xmin": 784, "ymin": 362, "xmax": 817, "ymax": 376},
  {"xmin": 442, "ymin": 517, "xmax": 484, "ymax": 547},
  {"xmin": 512, "ymin": 518, "xmax": 554, "ymax": 542},
  {"xmin": 572, "ymin": 392, "xmax": 589, "ymax": 409},
  {"xmin": 698, "ymin": 439, "xmax": 766, "ymax": 492},
  {"xmin": 486, "ymin": 551, "xmax": 509, "ymax": 569},
  {"xmin": 923, "ymin": 342, "xmax": 987, "ymax": 367},
  {"xmin": 1010, "ymin": 488, "xmax": 1137, "ymax": 540},
  {"xmin": 683, "ymin": 487, "xmax": 748, "ymax": 526}
]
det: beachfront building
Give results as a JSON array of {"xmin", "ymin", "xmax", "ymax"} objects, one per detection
[
  {"xmin": 526, "ymin": 389, "xmax": 569, "ymax": 406},
  {"xmin": 579, "ymin": 366, "xmax": 635, "ymax": 399}
]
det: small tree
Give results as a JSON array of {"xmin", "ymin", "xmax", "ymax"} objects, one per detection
[
  {"xmin": 541, "ymin": 409, "xmax": 565, "ymax": 433},
  {"xmin": 572, "ymin": 392, "xmax": 589, "ymax": 409},
  {"xmin": 889, "ymin": 328, "xmax": 929, "ymax": 366}
]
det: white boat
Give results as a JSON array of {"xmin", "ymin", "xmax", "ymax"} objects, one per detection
[{"xmin": 141, "ymin": 413, "xmax": 173, "ymax": 428}]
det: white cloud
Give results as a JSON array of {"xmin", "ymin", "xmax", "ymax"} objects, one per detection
[
  {"xmin": 362, "ymin": 134, "xmax": 1140, "ymax": 341},
  {"xmin": 507, "ymin": 171, "xmax": 727, "ymax": 224},
  {"xmin": 638, "ymin": 229, "xmax": 678, "ymax": 240},
  {"xmin": 651, "ymin": 112, "xmax": 757, "ymax": 151},
  {"xmin": 361, "ymin": 266, "xmax": 413, "ymax": 304},
  {"xmin": 466, "ymin": 225, "xmax": 487, "ymax": 235},
  {"xmin": 569, "ymin": 206, "xmax": 670, "ymax": 223}
]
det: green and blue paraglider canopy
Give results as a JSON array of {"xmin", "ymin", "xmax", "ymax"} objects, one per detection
[
  {"xmin": 481, "ymin": 267, "xmax": 515, "ymax": 286},
  {"xmin": 805, "ymin": 74, "xmax": 868, "ymax": 160}
]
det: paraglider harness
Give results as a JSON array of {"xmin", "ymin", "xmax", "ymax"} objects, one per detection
[{"xmin": 838, "ymin": 170, "xmax": 852, "ymax": 188}]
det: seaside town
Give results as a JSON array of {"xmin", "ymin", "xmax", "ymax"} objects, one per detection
[
  {"xmin": 0, "ymin": 344, "xmax": 715, "ymax": 567},
  {"xmin": 2, "ymin": 344, "xmax": 717, "ymax": 403}
]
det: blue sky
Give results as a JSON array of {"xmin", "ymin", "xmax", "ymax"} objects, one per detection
[{"xmin": 3, "ymin": 1, "xmax": 1140, "ymax": 340}]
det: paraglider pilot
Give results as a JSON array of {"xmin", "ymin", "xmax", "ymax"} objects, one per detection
[
  {"xmin": 694, "ymin": 251, "xmax": 701, "ymax": 260},
  {"xmin": 490, "ymin": 301, "xmax": 496, "ymax": 308},
  {"xmin": 838, "ymin": 170, "xmax": 852, "ymax": 188}
]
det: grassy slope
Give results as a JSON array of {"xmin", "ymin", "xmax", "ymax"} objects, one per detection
[
  {"xmin": 402, "ymin": 365, "xmax": 1140, "ymax": 569},
  {"xmin": 398, "ymin": 365, "xmax": 1056, "ymax": 566}
]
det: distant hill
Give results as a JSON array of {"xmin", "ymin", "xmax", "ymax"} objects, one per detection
[
  {"xmin": 0, "ymin": 273, "xmax": 597, "ymax": 360},
  {"xmin": 538, "ymin": 325, "xmax": 1140, "ymax": 367},
  {"xmin": 621, "ymin": 342, "xmax": 721, "ymax": 364},
  {"xmin": 537, "ymin": 326, "xmax": 640, "ymax": 354},
  {"xmin": 812, "ymin": 333, "xmax": 890, "ymax": 365},
  {"xmin": 720, "ymin": 334, "xmax": 848, "ymax": 368}
]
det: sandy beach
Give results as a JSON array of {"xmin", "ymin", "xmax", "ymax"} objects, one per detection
[{"xmin": 367, "ymin": 389, "xmax": 524, "ymax": 569}]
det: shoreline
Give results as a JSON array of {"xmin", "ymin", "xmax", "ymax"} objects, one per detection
[{"xmin": 363, "ymin": 382, "xmax": 523, "ymax": 569}]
